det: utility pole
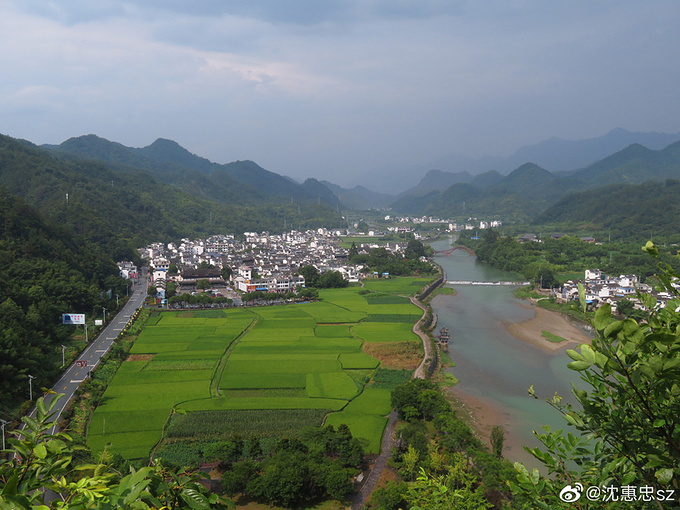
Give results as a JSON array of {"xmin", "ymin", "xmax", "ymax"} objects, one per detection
[
  {"xmin": 0, "ymin": 419, "xmax": 7, "ymax": 450},
  {"xmin": 28, "ymin": 375, "xmax": 36, "ymax": 401},
  {"xmin": 102, "ymin": 308, "xmax": 107, "ymax": 323},
  {"xmin": 61, "ymin": 345, "xmax": 66, "ymax": 367}
]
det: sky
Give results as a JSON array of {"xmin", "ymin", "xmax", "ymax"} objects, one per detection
[{"xmin": 2, "ymin": 1, "xmax": 680, "ymax": 188}]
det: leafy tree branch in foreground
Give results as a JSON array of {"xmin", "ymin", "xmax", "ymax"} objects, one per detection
[
  {"xmin": 511, "ymin": 241, "xmax": 680, "ymax": 509},
  {"xmin": 0, "ymin": 395, "xmax": 233, "ymax": 509}
]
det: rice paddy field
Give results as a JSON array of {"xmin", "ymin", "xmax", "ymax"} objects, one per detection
[{"xmin": 87, "ymin": 277, "xmax": 431, "ymax": 459}]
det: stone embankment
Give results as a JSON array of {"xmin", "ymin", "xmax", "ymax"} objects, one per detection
[{"xmin": 352, "ymin": 276, "xmax": 442, "ymax": 509}]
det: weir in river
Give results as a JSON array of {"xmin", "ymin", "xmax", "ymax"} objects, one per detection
[{"xmin": 447, "ymin": 280, "xmax": 530, "ymax": 286}]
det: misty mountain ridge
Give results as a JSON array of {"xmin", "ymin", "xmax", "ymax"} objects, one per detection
[
  {"xmin": 44, "ymin": 134, "xmax": 343, "ymax": 209},
  {"xmin": 396, "ymin": 139, "xmax": 680, "ymax": 222},
  {"xmin": 361, "ymin": 128, "xmax": 680, "ymax": 195}
]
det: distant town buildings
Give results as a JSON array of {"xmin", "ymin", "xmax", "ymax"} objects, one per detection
[
  {"xmin": 383, "ymin": 215, "xmax": 502, "ymax": 232},
  {"xmin": 559, "ymin": 269, "xmax": 673, "ymax": 313},
  {"xmin": 139, "ymin": 229, "xmax": 368, "ymax": 297}
]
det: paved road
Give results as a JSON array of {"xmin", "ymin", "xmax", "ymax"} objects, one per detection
[{"xmin": 28, "ymin": 270, "xmax": 148, "ymax": 434}]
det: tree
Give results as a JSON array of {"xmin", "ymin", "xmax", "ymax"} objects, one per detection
[
  {"xmin": 221, "ymin": 266, "xmax": 233, "ymax": 281},
  {"xmin": 165, "ymin": 280, "xmax": 178, "ymax": 298},
  {"xmin": 348, "ymin": 241, "xmax": 358, "ymax": 260},
  {"xmin": 402, "ymin": 445, "xmax": 420, "ymax": 481},
  {"xmin": 221, "ymin": 460, "xmax": 259, "ymax": 497},
  {"xmin": 615, "ymin": 297, "xmax": 635, "ymax": 317},
  {"xmin": 535, "ymin": 266, "xmax": 556, "ymax": 289},
  {"xmin": 404, "ymin": 239, "xmax": 426, "ymax": 260},
  {"xmin": 490, "ymin": 425, "xmax": 505, "ymax": 459},
  {"xmin": 511, "ymin": 242, "xmax": 680, "ymax": 508},
  {"xmin": 321, "ymin": 463, "xmax": 353, "ymax": 501},
  {"xmin": 195, "ymin": 279, "xmax": 210, "ymax": 290},
  {"xmin": 251, "ymin": 451, "xmax": 319, "ymax": 507},
  {"xmin": 297, "ymin": 265, "xmax": 320, "ymax": 287},
  {"xmin": 317, "ymin": 270, "xmax": 348, "ymax": 288}
]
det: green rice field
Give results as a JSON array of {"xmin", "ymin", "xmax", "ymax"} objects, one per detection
[{"xmin": 87, "ymin": 277, "xmax": 431, "ymax": 458}]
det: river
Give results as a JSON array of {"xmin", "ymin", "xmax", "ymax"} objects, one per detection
[{"xmin": 429, "ymin": 238, "xmax": 584, "ymax": 467}]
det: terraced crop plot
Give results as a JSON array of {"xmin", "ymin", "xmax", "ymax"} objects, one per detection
[{"xmin": 88, "ymin": 278, "xmax": 431, "ymax": 458}]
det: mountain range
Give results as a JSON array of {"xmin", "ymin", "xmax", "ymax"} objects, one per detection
[
  {"xmin": 3, "ymin": 127, "xmax": 680, "ymax": 249},
  {"xmin": 356, "ymin": 128, "xmax": 680, "ymax": 194},
  {"xmin": 390, "ymin": 139, "xmax": 680, "ymax": 225},
  {"xmin": 0, "ymin": 133, "xmax": 345, "ymax": 261}
]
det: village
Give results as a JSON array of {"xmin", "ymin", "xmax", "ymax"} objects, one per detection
[
  {"xmin": 558, "ymin": 268, "xmax": 674, "ymax": 313},
  {"xmin": 124, "ymin": 229, "xmax": 409, "ymax": 302}
]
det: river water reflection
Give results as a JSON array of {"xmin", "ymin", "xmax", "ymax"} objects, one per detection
[{"xmin": 429, "ymin": 238, "xmax": 582, "ymax": 467}]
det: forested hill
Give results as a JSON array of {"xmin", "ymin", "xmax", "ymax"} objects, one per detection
[
  {"xmin": 0, "ymin": 191, "xmax": 123, "ymax": 406},
  {"xmin": 535, "ymin": 179, "xmax": 680, "ymax": 241},
  {"xmin": 0, "ymin": 134, "xmax": 344, "ymax": 260},
  {"xmin": 44, "ymin": 134, "xmax": 343, "ymax": 209},
  {"xmin": 392, "ymin": 140, "xmax": 680, "ymax": 221}
]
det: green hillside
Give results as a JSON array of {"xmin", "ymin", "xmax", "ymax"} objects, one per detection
[
  {"xmin": 0, "ymin": 134, "xmax": 344, "ymax": 260},
  {"xmin": 47, "ymin": 134, "xmax": 342, "ymax": 209},
  {"xmin": 0, "ymin": 191, "xmax": 124, "ymax": 406},
  {"xmin": 395, "ymin": 141, "xmax": 680, "ymax": 222},
  {"xmin": 535, "ymin": 179, "xmax": 680, "ymax": 242}
]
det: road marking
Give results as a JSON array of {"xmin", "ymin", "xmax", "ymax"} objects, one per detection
[
  {"xmin": 70, "ymin": 379, "xmax": 86, "ymax": 383},
  {"xmin": 95, "ymin": 349, "xmax": 106, "ymax": 353}
]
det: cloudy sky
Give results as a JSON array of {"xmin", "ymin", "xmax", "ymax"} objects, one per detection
[{"xmin": 2, "ymin": 1, "xmax": 680, "ymax": 187}]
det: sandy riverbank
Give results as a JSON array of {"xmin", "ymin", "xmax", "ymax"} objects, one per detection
[{"xmin": 505, "ymin": 304, "xmax": 593, "ymax": 352}]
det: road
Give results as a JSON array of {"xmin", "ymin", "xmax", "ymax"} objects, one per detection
[{"xmin": 29, "ymin": 270, "xmax": 148, "ymax": 434}]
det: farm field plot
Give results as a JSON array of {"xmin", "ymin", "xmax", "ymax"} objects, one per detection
[
  {"xmin": 88, "ymin": 310, "xmax": 256, "ymax": 459},
  {"xmin": 362, "ymin": 277, "xmax": 433, "ymax": 295},
  {"xmin": 353, "ymin": 321, "xmax": 420, "ymax": 343},
  {"xmin": 88, "ymin": 278, "xmax": 430, "ymax": 460},
  {"xmin": 165, "ymin": 409, "xmax": 330, "ymax": 440},
  {"xmin": 293, "ymin": 301, "xmax": 367, "ymax": 323},
  {"xmin": 325, "ymin": 387, "xmax": 394, "ymax": 454}
]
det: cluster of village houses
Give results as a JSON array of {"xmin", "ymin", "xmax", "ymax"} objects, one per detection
[
  {"xmin": 126, "ymin": 229, "xmax": 410, "ymax": 298},
  {"xmin": 558, "ymin": 269, "xmax": 675, "ymax": 313},
  {"xmin": 383, "ymin": 215, "xmax": 502, "ymax": 234},
  {"xmin": 120, "ymin": 228, "xmax": 674, "ymax": 314}
]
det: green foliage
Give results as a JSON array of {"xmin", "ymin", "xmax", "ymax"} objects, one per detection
[
  {"xmin": 404, "ymin": 239, "xmax": 427, "ymax": 260},
  {"xmin": 511, "ymin": 243, "xmax": 680, "ymax": 508},
  {"xmin": 0, "ymin": 395, "xmax": 234, "ymax": 509},
  {"xmin": 351, "ymin": 247, "xmax": 436, "ymax": 277},
  {"xmin": 490, "ymin": 426, "xmax": 505, "ymax": 459},
  {"xmin": 371, "ymin": 368, "xmax": 413, "ymax": 389},
  {"xmin": 538, "ymin": 179, "xmax": 680, "ymax": 244},
  {"xmin": 218, "ymin": 425, "xmax": 362, "ymax": 507},
  {"xmin": 391, "ymin": 379, "xmax": 449, "ymax": 421},
  {"xmin": 297, "ymin": 265, "xmax": 349, "ymax": 288},
  {"xmin": 0, "ymin": 191, "xmax": 125, "ymax": 407},
  {"xmin": 371, "ymin": 481, "xmax": 409, "ymax": 510}
]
